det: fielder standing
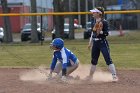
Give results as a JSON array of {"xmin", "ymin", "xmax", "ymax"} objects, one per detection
[{"xmin": 87, "ymin": 7, "xmax": 118, "ymax": 81}]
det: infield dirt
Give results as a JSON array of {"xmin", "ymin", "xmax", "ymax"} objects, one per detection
[{"xmin": 0, "ymin": 65, "xmax": 139, "ymax": 93}]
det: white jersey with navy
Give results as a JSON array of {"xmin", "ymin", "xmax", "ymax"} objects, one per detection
[{"xmin": 50, "ymin": 47, "xmax": 77, "ymax": 70}]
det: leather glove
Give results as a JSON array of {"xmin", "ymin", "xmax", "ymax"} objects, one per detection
[
  {"xmin": 93, "ymin": 22, "xmax": 103, "ymax": 36},
  {"xmin": 97, "ymin": 22, "xmax": 103, "ymax": 36},
  {"xmin": 93, "ymin": 22, "xmax": 99, "ymax": 32}
]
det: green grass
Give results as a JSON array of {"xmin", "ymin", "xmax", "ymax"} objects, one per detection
[
  {"xmin": 107, "ymin": 31, "xmax": 140, "ymax": 44},
  {"xmin": 0, "ymin": 31, "xmax": 140, "ymax": 69}
]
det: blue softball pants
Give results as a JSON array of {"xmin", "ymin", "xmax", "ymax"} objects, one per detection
[{"xmin": 91, "ymin": 39, "xmax": 113, "ymax": 65}]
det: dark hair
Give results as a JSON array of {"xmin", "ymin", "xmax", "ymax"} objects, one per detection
[{"xmin": 96, "ymin": 7, "xmax": 104, "ymax": 18}]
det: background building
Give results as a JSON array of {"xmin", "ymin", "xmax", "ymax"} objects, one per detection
[{"xmin": 0, "ymin": 0, "xmax": 53, "ymax": 33}]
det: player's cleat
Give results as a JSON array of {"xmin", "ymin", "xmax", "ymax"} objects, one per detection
[
  {"xmin": 112, "ymin": 75, "xmax": 119, "ymax": 82},
  {"xmin": 84, "ymin": 75, "xmax": 93, "ymax": 81},
  {"xmin": 54, "ymin": 74, "xmax": 61, "ymax": 79},
  {"xmin": 75, "ymin": 75, "xmax": 80, "ymax": 80},
  {"xmin": 47, "ymin": 73, "xmax": 52, "ymax": 80},
  {"xmin": 60, "ymin": 76, "xmax": 70, "ymax": 83}
]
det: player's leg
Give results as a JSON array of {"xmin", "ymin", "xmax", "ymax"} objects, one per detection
[
  {"xmin": 67, "ymin": 59, "xmax": 79, "ymax": 75},
  {"xmin": 86, "ymin": 45, "xmax": 100, "ymax": 80},
  {"xmin": 101, "ymin": 40, "xmax": 118, "ymax": 81},
  {"xmin": 108, "ymin": 64, "xmax": 118, "ymax": 81},
  {"xmin": 53, "ymin": 61, "xmax": 62, "ymax": 74}
]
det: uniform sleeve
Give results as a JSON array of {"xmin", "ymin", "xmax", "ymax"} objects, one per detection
[
  {"xmin": 91, "ymin": 18, "xmax": 95, "ymax": 29},
  {"xmin": 61, "ymin": 48, "xmax": 68, "ymax": 69},
  {"xmin": 102, "ymin": 21, "xmax": 109, "ymax": 36},
  {"xmin": 88, "ymin": 18, "xmax": 95, "ymax": 45},
  {"xmin": 89, "ymin": 32, "xmax": 93, "ymax": 46},
  {"xmin": 50, "ymin": 54, "xmax": 57, "ymax": 70}
]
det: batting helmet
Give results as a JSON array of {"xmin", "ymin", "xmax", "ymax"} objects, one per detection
[{"xmin": 51, "ymin": 38, "xmax": 64, "ymax": 49}]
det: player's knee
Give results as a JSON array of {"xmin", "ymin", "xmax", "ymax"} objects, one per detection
[{"xmin": 91, "ymin": 58, "xmax": 98, "ymax": 65}]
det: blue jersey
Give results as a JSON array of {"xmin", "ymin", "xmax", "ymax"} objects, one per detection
[{"xmin": 50, "ymin": 47, "xmax": 77, "ymax": 70}]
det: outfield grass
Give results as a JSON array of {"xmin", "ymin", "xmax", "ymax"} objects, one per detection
[{"xmin": 0, "ymin": 31, "xmax": 140, "ymax": 69}]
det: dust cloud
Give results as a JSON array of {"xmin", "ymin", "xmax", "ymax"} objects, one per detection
[
  {"xmin": 19, "ymin": 65, "xmax": 48, "ymax": 82},
  {"xmin": 71, "ymin": 64, "xmax": 113, "ymax": 82},
  {"xmin": 19, "ymin": 64, "xmax": 113, "ymax": 83}
]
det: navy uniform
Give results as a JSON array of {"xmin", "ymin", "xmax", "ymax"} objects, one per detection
[
  {"xmin": 90, "ymin": 18, "xmax": 112, "ymax": 66},
  {"xmin": 87, "ymin": 7, "xmax": 118, "ymax": 81}
]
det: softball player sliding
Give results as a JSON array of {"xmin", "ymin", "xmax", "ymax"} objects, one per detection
[
  {"xmin": 87, "ymin": 7, "xmax": 118, "ymax": 81},
  {"xmin": 48, "ymin": 38, "xmax": 79, "ymax": 82}
]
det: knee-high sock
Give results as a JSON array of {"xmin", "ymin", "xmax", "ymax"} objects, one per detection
[
  {"xmin": 89, "ymin": 65, "xmax": 96, "ymax": 76},
  {"xmin": 108, "ymin": 64, "xmax": 116, "ymax": 75}
]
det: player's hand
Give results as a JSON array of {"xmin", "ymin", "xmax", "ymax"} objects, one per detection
[{"xmin": 88, "ymin": 44, "xmax": 92, "ymax": 50}]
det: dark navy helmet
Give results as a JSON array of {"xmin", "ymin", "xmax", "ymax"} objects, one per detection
[{"xmin": 51, "ymin": 38, "xmax": 64, "ymax": 49}]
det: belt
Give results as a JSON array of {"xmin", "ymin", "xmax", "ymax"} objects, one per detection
[{"xmin": 93, "ymin": 38, "xmax": 103, "ymax": 41}]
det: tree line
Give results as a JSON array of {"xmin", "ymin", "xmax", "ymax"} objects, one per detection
[
  {"xmin": 2, "ymin": 0, "xmax": 134, "ymax": 43},
  {"xmin": 0, "ymin": 0, "xmax": 94, "ymax": 43}
]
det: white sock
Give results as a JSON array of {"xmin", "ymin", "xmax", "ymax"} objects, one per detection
[
  {"xmin": 89, "ymin": 65, "xmax": 96, "ymax": 76},
  {"xmin": 108, "ymin": 64, "xmax": 117, "ymax": 76}
]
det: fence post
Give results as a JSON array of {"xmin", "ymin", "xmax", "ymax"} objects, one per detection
[{"xmin": 40, "ymin": 15, "xmax": 43, "ymax": 45}]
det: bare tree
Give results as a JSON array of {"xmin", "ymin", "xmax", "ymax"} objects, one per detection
[
  {"xmin": 1, "ymin": 0, "xmax": 13, "ymax": 43},
  {"xmin": 53, "ymin": 0, "xmax": 64, "ymax": 38},
  {"xmin": 136, "ymin": 0, "xmax": 140, "ymax": 29},
  {"xmin": 69, "ymin": 0, "xmax": 75, "ymax": 39},
  {"xmin": 30, "ymin": 0, "xmax": 39, "ymax": 43}
]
